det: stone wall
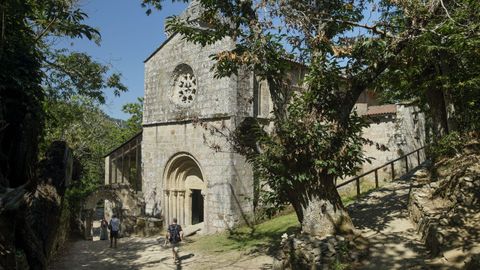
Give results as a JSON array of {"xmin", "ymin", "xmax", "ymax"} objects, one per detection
[
  {"xmin": 141, "ymin": 119, "xmax": 254, "ymax": 233},
  {"xmin": 360, "ymin": 105, "xmax": 425, "ymax": 184},
  {"xmin": 143, "ymin": 34, "xmax": 237, "ymax": 125},
  {"xmin": 337, "ymin": 104, "xmax": 426, "ymax": 194},
  {"xmin": 361, "ymin": 105, "xmax": 425, "ymax": 175}
]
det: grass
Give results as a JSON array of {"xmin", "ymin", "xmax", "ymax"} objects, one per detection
[
  {"xmin": 339, "ymin": 177, "xmax": 390, "ymax": 206},
  {"xmin": 188, "ymin": 179, "xmax": 387, "ymax": 255},
  {"xmin": 188, "ymin": 212, "xmax": 300, "ymax": 254}
]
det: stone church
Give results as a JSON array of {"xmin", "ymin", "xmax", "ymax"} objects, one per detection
[{"xmin": 103, "ymin": 1, "xmax": 425, "ymax": 234}]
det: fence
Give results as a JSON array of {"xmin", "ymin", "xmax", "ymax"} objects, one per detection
[{"xmin": 336, "ymin": 146, "xmax": 426, "ymax": 198}]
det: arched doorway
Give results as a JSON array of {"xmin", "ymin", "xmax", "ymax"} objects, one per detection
[{"xmin": 163, "ymin": 153, "xmax": 206, "ymax": 227}]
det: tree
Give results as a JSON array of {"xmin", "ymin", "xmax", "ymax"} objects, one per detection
[
  {"xmin": 118, "ymin": 97, "xmax": 144, "ymax": 140},
  {"xmin": 141, "ymin": 0, "xmax": 466, "ymax": 237},
  {"xmin": 1, "ymin": 0, "xmax": 127, "ymax": 189},
  {"xmin": 375, "ymin": 0, "xmax": 480, "ymax": 136},
  {"xmin": 42, "ymin": 98, "xmax": 120, "ymax": 187},
  {"xmin": 0, "ymin": 1, "xmax": 127, "ymax": 268}
]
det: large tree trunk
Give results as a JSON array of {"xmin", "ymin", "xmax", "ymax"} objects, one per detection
[
  {"xmin": 425, "ymin": 88, "xmax": 449, "ymax": 138},
  {"xmin": 301, "ymin": 193, "xmax": 354, "ymax": 236},
  {"xmin": 291, "ymin": 175, "xmax": 355, "ymax": 237}
]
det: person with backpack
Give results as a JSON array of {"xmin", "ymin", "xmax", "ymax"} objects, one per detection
[
  {"xmin": 109, "ymin": 214, "xmax": 120, "ymax": 248},
  {"xmin": 166, "ymin": 218, "xmax": 184, "ymax": 262}
]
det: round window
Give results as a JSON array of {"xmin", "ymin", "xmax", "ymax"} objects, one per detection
[{"xmin": 171, "ymin": 65, "xmax": 197, "ymax": 107}]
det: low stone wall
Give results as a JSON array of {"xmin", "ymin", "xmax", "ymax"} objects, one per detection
[
  {"xmin": 408, "ymin": 149, "xmax": 480, "ymax": 266},
  {"xmin": 408, "ymin": 181, "xmax": 447, "ymax": 256},
  {"xmin": 273, "ymin": 233, "xmax": 368, "ymax": 269},
  {"xmin": 133, "ymin": 217, "xmax": 163, "ymax": 237}
]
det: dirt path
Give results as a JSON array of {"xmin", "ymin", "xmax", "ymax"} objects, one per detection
[
  {"xmin": 348, "ymin": 177, "xmax": 432, "ymax": 269},
  {"xmin": 49, "ymin": 236, "xmax": 273, "ymax": 270}
]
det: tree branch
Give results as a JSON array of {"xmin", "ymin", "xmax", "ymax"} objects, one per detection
[
  {"xmin": 439, "ymin": 0, "xmax": 456, "ymax": 23},
  {"xmin": 34, "ymin": 17, "xmax": 57, "ymax": 43},
  {"xmin": 328, "ymin": 19, "xmax": 394, "ymax": 38}
]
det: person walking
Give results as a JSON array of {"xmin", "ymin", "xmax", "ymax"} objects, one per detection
[
  {"xmin": 109, "ymin": 214, "xmax": 120, "ymax": 248},
  {"xmin": 166, "ymin": 218, "xmax": 184, "ymax": 262}
]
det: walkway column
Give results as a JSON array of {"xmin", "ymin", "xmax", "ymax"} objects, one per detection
[{"xmin": 84, "ymin": 210, "xmax": 94, "ymax": 240}]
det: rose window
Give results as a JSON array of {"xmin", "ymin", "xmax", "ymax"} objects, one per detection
[{"xmin": 173, "ymin": 73, "xmax": 197, "ymax": 105}]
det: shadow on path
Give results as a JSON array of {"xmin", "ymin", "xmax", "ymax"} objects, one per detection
[
  {"xmin": 348, "ymin": 174, "xmax": 435, "ymax": 270},
  {"xmin": 49, "ymin": 235, "xmax": 273, "ymax": 270}
]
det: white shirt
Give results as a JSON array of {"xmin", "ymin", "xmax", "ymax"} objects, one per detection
[{"xmin": 110, "ymin": 217, "xmax": 120, "ymax": 231}]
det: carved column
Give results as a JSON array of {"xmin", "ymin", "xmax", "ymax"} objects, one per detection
[
  {"xmin": 164, "ymin": 190, "xmax": 170, "ymax": 224},
  {"xmin": 176, "ymin": 191, "xmax": 181, "ymax": 225},
  {"xmin": 186, "ymin": 190, "xmax": 192, "ymax": 226},
  {"xmin": 201, "ymin": 189, "xmax": 206, "ymax": 225},
  {"xmin": 179, "ymin": 191, "xmax": 185, "ymax": 225},
  {"xmin": 172, "ymin": 191, "xmax": 178, "ymax": 221}
]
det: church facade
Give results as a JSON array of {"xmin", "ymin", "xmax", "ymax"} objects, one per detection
[{"xmin": 140, "ymin": 32, "xmax": 258, "ymax": 233}]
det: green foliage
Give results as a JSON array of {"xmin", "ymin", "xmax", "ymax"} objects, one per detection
[
  {"xmin": 1, "ymin": 0, "xmax": 128, "ymax": 189},
  {"xmin": 331, "ymin": 260, "xmax": 350, "ymax": 270},
  {"xmin": 240, "ymin": 59, "xmax": 371, "ymax": 210},
  {"xmin": 41, "ymin": 98, "xmax": 119, "ymax": 185},
  {"xmin": 120, "ymin": 97, "xmax": 144, "ymax": 140},
  {"xmin": 1, "ymin": 0, "xmax": 45, "ymax": 187},
  {"xmin": 41, "ymin": 96, "xmax": 143, "ymax": 204},
  {"xmin": 43, "ymin": 50, "xmax": 127, "ymax": 104},
  {"xmin": 375, "ymin": 0, "xmax": 480, "ymax": 133},
  {"xmin": 428, "ymin": 131, "xmax": 464, "ymax": 159}
]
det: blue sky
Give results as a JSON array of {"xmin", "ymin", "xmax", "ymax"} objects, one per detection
[
  {"xmin": 59, "ymin": 0, "xmax": 188, "ymax": 120},
  {"xmin": 59, "ymin": 1, "xmax": 381, "ymax": 120}
]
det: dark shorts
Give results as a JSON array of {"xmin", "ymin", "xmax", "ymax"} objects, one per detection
[
  {"xmin": 110, "ymin": 230, "xmax": 119, "ymax": 238},
  {"xmin": 170, "ymin": 241, "xmax": 180, "ymax": 251}
]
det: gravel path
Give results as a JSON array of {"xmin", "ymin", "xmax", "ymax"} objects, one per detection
[
  {"xmin": 348, "ymin": 177, "xmax": 432, "ymax": 270},
  {"xmin": 49, "ymin": 235, "xmax": 273, "ymax": 270}
]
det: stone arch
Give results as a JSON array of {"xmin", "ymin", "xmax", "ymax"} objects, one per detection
[
  {"xmin": 163, "ymin": 153, "xmax": 206, "ymax": 227},
  {"xmin": 82, "ymin": 188, "xmax": 122, "ymax": 240},
  {"xmin": 82, "ymin": 185, "xmax": 143, "ymax": 240}
]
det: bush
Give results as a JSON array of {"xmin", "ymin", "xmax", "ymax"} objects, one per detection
[{"xmin": 428, "ymin": 132, "xmax": 464, "ymax": 159}]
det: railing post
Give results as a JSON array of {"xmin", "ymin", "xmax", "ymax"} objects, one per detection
[
  {"xmin": 405, "ymin": 155, "xmax": 409, "ymax": 173},
  {"xmin": 356, "ymin": 177, "xmax": 361, "ymax": 198},
  {"xmin": 374, "ymin": 169, "xmax": 379, "ymax": 188},
  {"xmin": 417, "ymin": 149, "xmax": 421, "ymax": 166},
  {"xmin": 391, "ymin": 162, "xmax": 395, "ymax": 180}
]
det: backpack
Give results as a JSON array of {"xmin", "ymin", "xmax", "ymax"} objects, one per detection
[{"xmin": 168, "ymin": 224, "xmax": 181, "ymax": 243}]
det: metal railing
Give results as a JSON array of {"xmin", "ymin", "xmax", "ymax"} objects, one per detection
[{"xmin": 336, "ymin": 146, "xmax": 426, "ymax": 198}]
